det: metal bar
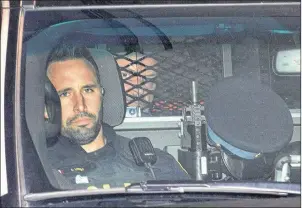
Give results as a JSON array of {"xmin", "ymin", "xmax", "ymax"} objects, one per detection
[
  {"xmin": 1, "ymin": 0, "xmax": 10, "ymax": 197},
  {"xmin": 24, "ymin": 3, "xmax": 300, "ymax": 11},
  {"xmin": 115, "ymin": 116, "xmax": 186, "ymax": 130},
  {"xmin": 20, "ymin": 0, "xmax": 36, "ymax": 9},
  {"xmin": 222, "ymin": 44, "xmax": 232, "ymax": 78},
  {"xmin": 14, "ymin": 6, "xmax": 28, "ymax": 207},
  {"xmin": 192, "ymin": 81, "xmax": 198, "ymax": 104},
  {"xmin": 116, "ymin": 110, "xmax": 300, "ymax": 130}
]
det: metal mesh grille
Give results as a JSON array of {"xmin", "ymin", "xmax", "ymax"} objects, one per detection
[{"xmin": 110, "ymin": 37, "xmax": 223, "ymax": 116}]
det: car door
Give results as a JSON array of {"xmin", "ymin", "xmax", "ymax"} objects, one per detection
[{"xmin": 1, "ymin": 0, "xmax": 10, "ymax": 198}]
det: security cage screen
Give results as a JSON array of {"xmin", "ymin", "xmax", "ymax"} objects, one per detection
[{"xmin": 109, "ymin": 36, "xmax": 224, "ymax": 117}]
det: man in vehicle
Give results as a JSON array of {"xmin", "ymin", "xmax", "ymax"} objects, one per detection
[{"xmin": 46, "ymin": 43, "xmax": 190, "ymax": 189}]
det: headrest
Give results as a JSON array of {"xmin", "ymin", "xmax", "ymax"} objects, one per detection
[
  {"xmin": 89, "ymin": 49, "xmax": 126, "ymax": 127},
  {"xmin": 44, "ymin": 77, "xmax": 61, "ymax": 138},
  {"xmin": 205, "ymin": 76, "xmax": 293, "ymax": 159}
]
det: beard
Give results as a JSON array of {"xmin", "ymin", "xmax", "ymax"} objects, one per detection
[{"xmin": 61, "ymin": 111, "xmax": 101, "ymax": 145}]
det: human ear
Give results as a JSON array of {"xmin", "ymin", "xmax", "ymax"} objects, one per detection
[
  {"xmin": 44, "ymin": 106, "xmax": 49, "ymax": 121},
  {"xmin": 101, "ymin": 87, "xmax": 105, "ymax": 95}
]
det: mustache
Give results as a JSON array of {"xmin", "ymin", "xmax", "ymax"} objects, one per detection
[{"xmin": 66, "ymin": 112, "xmax": 96, "ymax": 126}]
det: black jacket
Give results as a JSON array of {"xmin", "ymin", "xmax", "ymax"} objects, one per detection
[{"xmin": 47, "ymin": 124, "xmax": 190, "ymax": 190}]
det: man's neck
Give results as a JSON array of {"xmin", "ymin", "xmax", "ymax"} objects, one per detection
[{"xmin": 81, "ymin": 128, "xmax": 105, "ymax": 153}]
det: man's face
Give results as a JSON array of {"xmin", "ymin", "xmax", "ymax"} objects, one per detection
[{"xmin": 47, "ymin": 59, "xmax": 102, "ymax": 145}]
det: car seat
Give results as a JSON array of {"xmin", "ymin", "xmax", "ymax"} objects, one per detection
[{"xmin": 25, "ymin": 34, "xmax": 126, "ymax": 189}]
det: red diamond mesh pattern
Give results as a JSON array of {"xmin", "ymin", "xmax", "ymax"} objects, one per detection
[{"xmin": 111, "ymin": 37, "xmax": 224, "ymax": 116}]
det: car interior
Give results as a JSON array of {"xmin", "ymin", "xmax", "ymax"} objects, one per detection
[
  {"xmin": 22, "ymin": 13, "xmax": 301, "ymax": 191},
  {"xmin": 2, "ymin": 2, "xmax": 301, "ymax": 208}
]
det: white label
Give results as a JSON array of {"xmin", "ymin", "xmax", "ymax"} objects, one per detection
[
  {"xmin": 125, "ymin": 107, "xmax": 141, "ymax": 118},
  {"xmin": 201, "ymin": 156, "xmax": 208, "ymax": 175},
  {"xmin": 276, "ymin": 49, "xmax": 301, "ymax": 73},
  {"xmin": 75, "ymin": 175, "xmax": 89, "ymax": 184}
]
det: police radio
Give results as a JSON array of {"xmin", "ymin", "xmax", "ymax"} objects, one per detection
[{"xmin": 129, "ymin": 137, "xmax": 157, "ymax": 179}]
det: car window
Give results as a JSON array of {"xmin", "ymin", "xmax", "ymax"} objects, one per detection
[{"xmin": 22, "ymin": 6, "xmax": 301, "ymax": 193}]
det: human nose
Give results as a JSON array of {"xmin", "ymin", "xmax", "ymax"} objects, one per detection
[{"xmin": 73, "ymin": 92, "xmax": 87, "ymax": 113}]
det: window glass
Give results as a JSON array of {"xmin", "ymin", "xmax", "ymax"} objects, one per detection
[
  {"xmin": 103, "ymin": 17, "xmax": 300, "ymax": 116},
  {"xmin": 24, "ymin": 15, "xmax": 301, "ymax": 118},
  {"xmin": 22, "ymin": 8, "xmax": 301, "ymax": 192}
]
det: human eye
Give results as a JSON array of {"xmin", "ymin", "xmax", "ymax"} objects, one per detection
[
  {"xmin": 59, "ymin": 91, "xmax": 70, "ymax": 98},
  {"xmin": 83, "ymin": 87, "xmax": 94, "ymax": 93}
]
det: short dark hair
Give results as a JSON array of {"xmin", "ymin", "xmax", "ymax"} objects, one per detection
[{"xmin": 46, "ymin": 43, "xmax": 101, "ymax": 85}]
